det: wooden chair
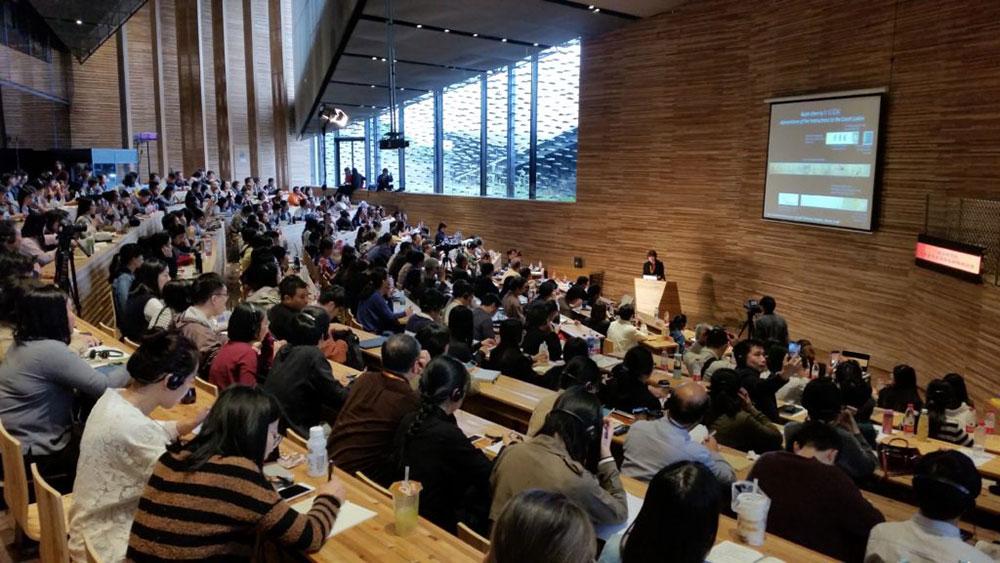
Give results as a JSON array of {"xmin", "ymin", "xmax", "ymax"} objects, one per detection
[
  {"xmin": 97, "ymin": 322, "xmax": 120, "ymax": 340},
  {"xmin": 84, "ymin": 536, "xmax": 102, "ymax": 563},
  {"xmin": 31, "ymin": 463, "xmax": 72, "ymax": 563},
  {"xmin": 355, "ymin": 471, "xmax": 392, "ymax": 499},
  {"xmin": 194, "ymin": 376, "xmax": 219, "ymax": 397},
  {"xmin": 107, "ymin": 286, "xmax": 121, "ymax": 332},
  {"xmin": 123, "ymin": 336, "xmax": 140, "ymax": 349},
  {"xmin": 457, "ymin": 522, "xmax": 491, "ymax": 553},
  {"xmin": 285, "ymin": 429, "xmax": 308, "ymax": 449},
  {"xmin": 347, "ymin": 311, "xmax": 364, "ymax": 331}
]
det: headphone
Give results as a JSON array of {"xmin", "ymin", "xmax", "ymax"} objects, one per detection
[
  {"xmin": 88, "ymin": 349, "xmax": 125, "ymax": 360},
  {"xmin": 554, "ymin": 408, "xmax": 597, "ymax": 439}
]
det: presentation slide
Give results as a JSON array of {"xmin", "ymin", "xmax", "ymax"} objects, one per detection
[{"xmin": 763, "ymin": 94, "xmax": 883, "ymax": 231}]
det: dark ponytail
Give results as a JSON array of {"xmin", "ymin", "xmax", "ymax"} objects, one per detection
[
  {"xmin": 402, "ymin": 356, "xmax": 470, "ymax": 447},
  {"xmin": 108, "ymin": 243, "xmax": 142, "ymax": 283},
  {"xmin": 126, "ymin": 329, "xmax": 199, "ymax": 386}
]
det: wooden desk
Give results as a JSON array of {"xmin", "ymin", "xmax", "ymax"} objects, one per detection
[
  {"xmin": 557, "ymin": 318, "xmax": 603, "ymax": 341},
  {"xmin": 462, "ymin": 375, "xmax": 556, "ymax": 433},
  {"xmin": 640, "ymin": 335, "xmax": 678, "ymax": 354},
  {"xmin": 621, "ymin": 477, "xmax": 836, "ymax": 562},
  {"xmin": 150, "ymin": 383, "xmax": 482, "ymax": 562},
  {"xmin": 875, "ymin": 433, "xmax": 1000, "ymax": 481}
]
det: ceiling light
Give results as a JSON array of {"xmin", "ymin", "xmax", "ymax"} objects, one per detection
[
  {"xmin": 443, "ymin": 29, "xmax": 450, "ymax": 33},
  {"xmin": 399, "ymin": 87, "xmax": 405, "ymax": 91},
  {"xmin": 501, "ymin": 38, "xmax": 507, "ymax": 43},
  {"xmin": 370, "ymin": 84, "xmax": 376, "ymax": 88},
  {"xmin": 75, "ymin": 19, "xmax": 83, "ymax": 25},
  {"xmin": 381, "ymin": 57, "xmax": 387, "ymax": 61},
  {"xmin": 588, "ymin": 4, "xmax": 595, "ymax": 8},
  {"xmin": 593, "ymin": 8, "xmax": 600, "ymax": 13},
  {"xmin": 371, "ymin": 56, "xmax": 378, "ymax": 60},
  {"xmin": 533, "ymin": 42, "xmax": 539, "ymax": 47},
  {"xmin": 472, "ymin": 33, "xmax": 478, "ymax": 37},
  {"xmin": 416, "ymin": 24, "xmax": 422, "ymax": 28}
]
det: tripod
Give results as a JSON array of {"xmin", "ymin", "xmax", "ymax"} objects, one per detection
[
  {"xmin": 54, "ymin": 233, "xmax": 82, "ymax": 315},
  {"xmin": 737, "ymin": 310, "xmax": 756, "ymax": 340}
]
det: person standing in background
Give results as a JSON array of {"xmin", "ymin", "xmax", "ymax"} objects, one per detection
[
  {"xmin": 642, "ymin": 250, "xmax": 665, "ymax": 280},
  {"xmin": 753, "ymin": 296, "xmax": 789, "ymax": 345}
]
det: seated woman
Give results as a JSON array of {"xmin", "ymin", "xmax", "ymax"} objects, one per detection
[
  {"xmin": 585, "ymin": 302, "xmax": 611, "ymax": 336},
  {"xmin": 0, "ymin": 284, "xmax": 130, "ymax": 490},
  {"xmin": 528, "ymin": 356, "xmax": 602, "ymax": 436},
  {"xmin": 604, "ymin": 346, "xmax": 663, "ymax": 415},
  {"xmin": 393, "ymin": 356, "xmax": 493, "ymax": 534},
  {"xmin": 540, "ymin": 337, "xmax": 589, "ymax": 391},
  {"xmin": 262, "ymin": 306, "xmax": 348, "ymax": 436},
  {"xmin": 121, "ymin": 259, "xmax": 171, "ymax": 341},
  {"xmin": 18, "ymin": 211, "xmax": 57, "ymax": 266},
  {"xmin": 209, "ymin": 303, "xmax": 267, "ymax": 390},
  {"xmin": 704, "ymin": 368, "xmax": 783, "ymax": 454},
  {"xmin": 151, "ymin": 279, "xmax": 192, "ymax": 330},
  {"xmin": 521, "ymin": 300, "xmax": 562, "ymax": 362},
  {"xmin": 490, "ymin": 387, "xmax": 627, "ymax": 528},
  {"xmin": 109, "ymin": 243, "xmax": 143, "ymax": 320},
  {"xmin": 406, "ymin": 287, "xmax": 447, "ymax": 334},
  {"xmin": 68, "ymin": 330, "xmax": 205, "ymax": 562},
  {"xmin": 487, "ymin": 319, "xmax": 543, "ymax": 383},
  {"xmin": 926, "ymin": 379, "xmax": 975, "ymax": 447},
  {"xmin": 877, "ymin": 364, "xmax": 924, "ymax": 413},
  {"xmin": 942, "ymin": 372, "xmax": 977, "ymax": 429},
  {"xmin": 174, "ymin": 273, "xmax": 229, "ymax": 376},
  {"xmin": 74, "ymin": 196, "xmax": 104, "ymax": 236},
  {"xmin": 487, "ymin": 490, "xmax": 596, "ymax": 563},
  {"xmin": 668, "ymin": 314, "xmax": 687, "ymax": 355},
  {"xmin": 598, "ymin": 461, "xmax": 720, "ymax": 563},
  {"xmin": 127, "ymin": 386, "xmax": 347, "ymax": 560}
]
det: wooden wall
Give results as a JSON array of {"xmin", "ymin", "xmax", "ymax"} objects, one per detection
[
  {"xmin": 358, "ymin": 0, "xmax": 1000, "ymax": 406},
  {"xmin": 0, "ymin": 0, "xmax": 311, "ymax": 182}
]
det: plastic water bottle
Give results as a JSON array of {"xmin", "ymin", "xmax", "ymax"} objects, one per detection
[
  {"xmin": 586, "ymin": 335, "xmax": 597, "ymax": 356},
  {"xmin": 882, "ymin": 410, "xmax": 894, "ymax": 435},
  {"xmin": 916, "ymin": 409, "xmax": 929, "ymax": 441},
  {"xmin": 986, "ymin": 412, "xmax": 996, "ymax": 435},
  {"xmin": 307, "ymin": 426, "xmax": 328, "ymax": 477},
  {"xmin": 902, "ymin": 403, "xmax": 916, "ymax": 436},
  {"xmin": 661, "ymin": 348, "xmax": 670, "ymax": 370},
  {"xmin": 672, "ymin": 352, "xmax": 682, "ymax": 380},
  {"xmin": 974, "ymin": 423, "xmax": 987, "ymax": 453}
]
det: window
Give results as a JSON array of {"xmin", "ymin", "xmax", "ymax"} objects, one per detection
[
  {"xmin": 402, "ymin": 94, "xmax": 435, "ymax": 193},
  {"xmin": 1, "ymin": 3, "xmax": 53, "ymax": 62},
  {"xmin": 510, "ymin": 60, "xmax": 533, "ymax": 199},
  {"xmin": 535, "ymin": 39, "xmax": 580, "ymax": 202},
  {"xmin": 336, "ymin": 120, "xmax": 367, "ymax": 186},
  {"xmin": 485, "ymin": 69, "xmax": 509, "ymax": 197},
  {"xmin": 443, "ymin": 77, "xmax": 482, "ymax": 196}
]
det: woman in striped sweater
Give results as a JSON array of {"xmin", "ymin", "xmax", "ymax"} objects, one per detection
[
  {"xmin": 926, "ymin": 379, "xmax": 975, "ymax": 447},
  {"xmin": 128, "ymin": 386, "xmax": 346, "ymax": 561}
]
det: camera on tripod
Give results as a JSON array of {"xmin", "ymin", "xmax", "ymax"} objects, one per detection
[
  {"xmin": 56, "ymin": 218, "xmax": 88, "ymax": 249},
  {"xmin": 744, "ymin": 299, "xmax": 762, "ymax": 315}
]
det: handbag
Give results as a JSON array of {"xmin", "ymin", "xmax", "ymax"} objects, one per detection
[{"xmin": 877, "ymin": 437, "xmax": 922, "ymax": 476}]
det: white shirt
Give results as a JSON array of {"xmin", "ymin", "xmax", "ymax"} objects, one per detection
[
  {"xmin": 67, "ymin": 389, "xmax": 178, "ymax": 562},
  {"xmin": 605, "ymin": 319, "xmax": 648, "ymax": 354},
  {"xmin": 865, "ymin": 514, "xmax": 993, "ymax": 563}
]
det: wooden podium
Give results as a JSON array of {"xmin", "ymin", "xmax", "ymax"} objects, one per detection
[{"xmin": 633, "ymin": 277, "xmax": 682, "ymax": 321}]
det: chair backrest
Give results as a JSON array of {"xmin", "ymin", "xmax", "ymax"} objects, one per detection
[
  {"xmin": 194, "ymin": 377, "xmax": 219, "ymax": 397},
  {"xmin": 347, "ymin": 311, "xmax": 364, "ymax": 331},
  {"xmin": 98, "ymin": 322, "xmax": 120, "ymax": 341},
  {"xmin": 457, "ymin": 522, "xmax": 491, "ymax": 553},
  {"xmin": 84, "ymin": 536, "xmax": 102, "ymax": 563},
  {"xmin": 285, "ymin": 429, "xmax": 307, "ymax": 450},
  {"xmin": 123, "ymin": 336, "xmax": 141, "ymax": 349},
  {"xmin": 0, "ymin": 418, "xmax": 30, "ymax": 529},
  {"xmin": 107, "ymin": 286, "xmax": 120, "ymax": 331},
  {"xmin": 31, "ymin": 463, "xmax": 70, "ymax": 563},
  {"xmin": 354, "ymin": 471, "xmax": 392, "ymax": 499}
]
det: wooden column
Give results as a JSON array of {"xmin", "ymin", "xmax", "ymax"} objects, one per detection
[
  {"xmin": 268, "ymin": 0, "xmax": 289, "ymax": 189},
  {"xmin": 116, "ymin": 29, "xmax": 133, "ymax": 149},
  {"xmin": 150, "ymin": 0, "xmax": 171, "ymax": 173},
  {"xmin": 210, "ymin": 0, "xmax": 233, "ymax": 179},
  {"xmin": 175, "ymin": 0, "xmax": 209, "ymax": 171},
  {"xmin": 242, "ymin": 0, "xmax": 260, "ymax": 176}
]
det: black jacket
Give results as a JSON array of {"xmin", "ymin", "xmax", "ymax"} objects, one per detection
[
  {"xmin": 642, "ymin": 259, "xmax": 665, "ymax": 280},
  {"xmin": 605, "ymin": 365, "xmax": 662, "ymax": 415},
  {"xmin": 262, "ymin": 345, "xmax": 348, "ymax": 437},
  {"xmin": 392, "ymin": 408, "xmax": 493, "ymax": 534},
  {"xmin": 521, "ymin": 328, "xmax": 562, "ymax": 362},
  {"xmin": 737, "ymin": 366, "xmax": 785, "ymax": 423},
  {"xmin": 473, "ymin": 274, "xmax": 500, "ymax": 302}
]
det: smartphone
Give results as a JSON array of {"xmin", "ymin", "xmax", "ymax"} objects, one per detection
[
  {"xmin": 787, "ymin": 342, "xmax": 801, "ymax": 356},
  {"xmin": 613, "ymin": 425, "xmax": 630, "ymax": 436},
  {"xmin": 277, "ymin": 483, "xmax": 314, "ymax": 501},
  {"xmin": 467, "ymin": 434, "xmax": 483, "ymax": 442}
]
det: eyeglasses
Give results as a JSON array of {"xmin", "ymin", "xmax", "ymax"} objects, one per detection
[{"xmin": 213, "ymin": 291, "xmax": 229, "ymax": 298}]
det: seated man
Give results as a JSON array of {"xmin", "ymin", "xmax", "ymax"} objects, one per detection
[
  {"xmin": 472, "ymin": 293, "xmax": 500, "ymax": 342},
  {"xmin": 700, "ymin": 326, "xmax": 734, "ymax": 381},
  {"xmin": 733, "ymin": 338, "xmax": 796, "ymax": 422},
  {"xmin": 267, "ymin": 275, "xmax": 310, "ymax": 341},
  {"xmin": 622, "ymin": 381, "xmax": 735, "ymax": 485},
  {"xmin": 605, "ymin": 304, "xmax": 649, "ymax": 354},
  {"xmin": 327, "ymin": 334, "xmax": 426, "ymax": 486},
  {"xmin": 681, "ymin": 323, "xmax": 713, "ymax": 375},
  {"xmin": 866, "ymin": 450, "xmax": 992, "ymax": 563},
  {"xmin": 749, "ymin": 421, "xmax": 884, "ymax": 562},
  {"xmin": 783, "ymin": 378, "xmax": 877, "ymax": 482}
]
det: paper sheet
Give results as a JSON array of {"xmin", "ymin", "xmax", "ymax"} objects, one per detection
[
  {"xmin": 292, "ymin": 499, "xmax": 377, "ymax": 538},
  {"xmin": 470, "ymin": 367, "xmax": 501, "ymax": 383},
  {"xmin": 707, "ymin": 540, "xmax": 777, "ymax": 563},
  {"xmin": 960, "ymin": 448, "xmax": 996, "ymax": 468},
  {"xmin": 593, "ymin": 493, "xmax": 644, "ymax": 541}
]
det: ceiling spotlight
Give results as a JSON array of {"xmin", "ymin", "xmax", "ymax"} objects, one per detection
[
  {"xmin": 593, "ymin": 8, "xmax": 600, "ymax": 13},
  {"xmin": 370, "ymin": 84, "xmax": 376, "ymax": 88},
  {"xmin": 371, "ymin": 56, "xmax": 378, "ymax": 60},
  {"xmin": 472, "ymin": 33, "xmax": 478, "ymax": 37},
  {"xmin": 533, "ymin": 42, "xmax": 539, "ymax": 47},
  {"xmin": 399, "ymin": 87, "xmax": 405, "ymax": 91},
  {"xmin": 320, "ymin": 106, "xmax": 349, "ymax": 128},
  {"xmin": 75, "ymin": 19, "xmax": 83, "ymax": 25},
  {"xmin": 381, "ymin": 57, "xmax": 387, "ymax": 61},
  {"xmin": 416, "ymin": 24, "xmax": 422, "ymax": 28},
  {"xmin": 588, "ymin": 4, "xmax": 595, "ymax": 8},
  {"xmin": 443, "ymin": 29, "xmax": 450, "ymax": 33},
  {"xmin": 501, "ymin": 38, "xmax": 507, "ymax": 43}
]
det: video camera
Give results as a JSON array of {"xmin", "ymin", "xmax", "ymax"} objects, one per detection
[
  {"xmin": 56, "ymin": 218, "xmax": 88, "ymax": 248},
  {"xmin": 743, "ymin": 299, "xmax": 762, "ymax": 315}
]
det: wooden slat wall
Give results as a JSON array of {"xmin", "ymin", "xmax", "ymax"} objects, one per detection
[
  {"xmin": 357, "ymin": 0, "xmax": 1000, "ymax": 407},
  {"xmin": 251, "ymin": 0, "xmax": 276, "ymax": 181},
  {"xmin": 69, "ymin": 38, "xmax": 121, "ymax": 148},
  {"xmin": 226, "ymin": 0, "xmax": 251, "ymax": 180},
  {"xmin": 125, "ymin": 3, "xmax": 160, "ymax": 172}
]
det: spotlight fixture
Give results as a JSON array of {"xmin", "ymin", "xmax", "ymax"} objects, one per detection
[
  {"xmin": 381, "ymin": 57, "xmax": 387, "ymax": 61},
  {"xmin": 320, "ymin": 106, "xmax": 349, "ymax": 128},
  {"xmin": 588, "ymin": 4, "xmax": 594, "ymax": 8},
  {"xmin": 416, "ymin": 24, "xmax": 422, "ymax": 28},
  {"xmin": 593, "ymin": 8, "xmax": 600, "ymax": 13},
  {"xmin": 501, "ymin": 38, "xmax": 507, "ymax": 42},
  {"xmin": 443, "ymin": 29, "xmax": 450, "ymax": 33},
  {"xmin": 472, "ymin": 33, "xmax": 478, "ymax": 37},
  {"xmin": 371, "ymin": 56, "xmax": 378, "ymax": 60},
  {"xmin": 75, "ymin": 19, "xmax": 83, "ymax": 25},
  {"xmin": 370, "ymin": 84, "xmax": 376, "ymax": 88},
  {"xmin": 533, "ymin": 42, "xmax": 539, "ymax": 47}
]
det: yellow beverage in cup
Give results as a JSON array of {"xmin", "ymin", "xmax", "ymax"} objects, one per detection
[{"xmin": 390, "ymin": 481, "xmax": 422, "ymax": 535}]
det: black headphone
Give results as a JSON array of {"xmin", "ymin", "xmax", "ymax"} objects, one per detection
[
  {"xmin": 554, "ymin": 408, "xmax": 597, "ymax": 439},
  {"xmin": 88, "ymin": 349, "xmax": 125, "ymax": 360},
  {"xmin": 165, "ymin": 371, "xmax": 188, "ymax": 390}
]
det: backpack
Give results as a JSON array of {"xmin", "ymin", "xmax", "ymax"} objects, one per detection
[{"xmin": 333, "ymin": 328, "xmax": 365, "ymax": 370}]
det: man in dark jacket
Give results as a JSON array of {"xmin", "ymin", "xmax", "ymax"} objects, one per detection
[{"xmin": 734, "ymin": 338, "xmax": 794, "ymax": 423}]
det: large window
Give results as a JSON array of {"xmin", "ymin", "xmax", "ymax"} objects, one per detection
[
  {"xmin": 403, "ymin": 94, "xmax": 435, "ymax": 193},
  {"xmin": 443, "ymin": 77, "xmax": 482, "ymax": 196},
  {"xmin": 326, "ymin": 38, "xmax": 580, "ymax": 200}
]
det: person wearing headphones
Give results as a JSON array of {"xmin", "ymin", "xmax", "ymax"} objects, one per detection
[
  {"xmin": 747, "ymin": 421, "xmax": 884, "ymax": 561},
  {"xmin": 490, "ymin": 387, "xmax": 627, "ymax": 528},
  {"xmin": 67, "ymin": 330, "xmax": 207, "ymax": 563},
  {"xmin": 866, "ymin": 450, "xmax": 993, "ymax": 562},
  {"xmin": 622, "ymin": 381, "xmax": 736, "ymax": 485},
  {"xmin": 392, "ymin": 356, "xmax": 495, "ymax": 534}
]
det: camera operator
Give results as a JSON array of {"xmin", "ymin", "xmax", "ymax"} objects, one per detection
[{"xmin": 753, "ymin": 295, "xmax": 789, "ymax": 346}]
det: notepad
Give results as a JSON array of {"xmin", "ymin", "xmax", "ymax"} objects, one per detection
[
  {"xmin": 292, "ymin": 499, "xmax": 377, "ymax": 538},
  {"xmin": 359, "ymin": 336, "xmax": 387, "ymax": 349},
  {"xmin": 707, "ymin": 540, "xmax": 781, "ymax": 563},
  {"xmin": 470, "ymin": 367, "xmax": 501, "ymax": 383},
  {"xmin": 594, "ymin": 492, "xmax": 645, "ymax": 540}
]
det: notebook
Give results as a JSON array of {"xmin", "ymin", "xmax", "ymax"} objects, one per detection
[
  {"xmin": 707, "ymin": 541, "xmax": 782, "ymax": 563},
  {"xmin": 470, "ymin": 367, "xmax": 501, "ymax": 383},
  {"xmin": 359, "ymin": 336, "xmax": 387, "ymax": 349},
  {"xmin": 292, "ymin": 499, "xmax": 377, "ymax": 538}
]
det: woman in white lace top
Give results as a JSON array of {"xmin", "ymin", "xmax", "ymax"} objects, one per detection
[{"xmin": 67, "ymin": 330, "xmax": 207, "ymax": 562}]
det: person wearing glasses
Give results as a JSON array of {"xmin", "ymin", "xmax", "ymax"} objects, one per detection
[{"xmin": 174, "ymin": 273, "xmax": 229, "ymax": 377}]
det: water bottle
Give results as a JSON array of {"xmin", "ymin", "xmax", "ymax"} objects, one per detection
[
  {"xmin": 539, "ymin": 341, "xmax": 549, "ymax": 363},
  {"xmin": 586, "ymin": 335, "xmax": 597, "ymax": 356},
  {"xmin": 307, "ymin": 426, "xmax": 328, "ymax": 477},
  {"xmin": 902, "ymin": 403, "xmax": 916, "ymax": 436},
  {"xmin": 661, "ymin": 348, "xmax": 670, "ymax": 371},
  {"xmin": 882, "ymin": 410, "xmax": 894, "ymax": 435},
  {"xmin": 974, "ymin": 423, "xmax": 987, "ymax": 453},
  {"xmin": 986, "ymin": 412, "xmax": 996, "ymax": 435},
  {"xmin": 672, "ymin": 352, "xmax": 682, "ymax": 380},
  {"xmin": 916, "ymin": 409, "xmax": 929, "ymax": 441}
]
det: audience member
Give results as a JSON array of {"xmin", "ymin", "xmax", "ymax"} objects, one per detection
[
  {"xmin": 357, "ymin": 267, "xmax": 409, "ymax": 334},
  {"xmin": 586, "ymin": 301, "xmax": 611, "ymax": 336},
  {"xmin": 487, "ymin": 319, "xmax": 541, "ymax": 383},
  {"xmin": 539, "ymin": 337, "xmax": 589, "ymax": 391},
  {"xmin": 486, "ymin": 490, "xmax": 596, "ymax": 563},
  {"xmin": 327, "ymin": 334, "xmax": 425, "ymax": 485},
  {"xmin": 522, "ymin": 300, "xmax": 563, "ymax": 361},
  {"xmin": 606, "ymin": 304, "xmax": 649, "ymax": 354},
  {"xmin": 127, "ymin": 386, "xmax": 346, "ymax": 559},
  {"xmin": 668, "ymin": 314, "xmax": 688, "ymax": 355},
  {"xmin": 268, "ymin": 275, "xmax": 310, "ymax": 340},
  {"xmin": 942, "ymin": 372, "xmax": 977, "ymax": 429},
  {"xmin": 174, "ymin": 273, "xmax": 228, "ymax": 376},
  {"xmin": 68, "ymin": 331, "xmax": 205, "ymax": 562},
  {"xmin": 406, "ymin": 287, "xmax": 447, "ymax": 333},
  {"xmin": 501, "ymin": 275, "xmax": 527, "ymax": 322},
  {"xmin": 604, "ymin": 345, "xmax": 663, "ymax": 414},
  {"xmin": 877, "ymin": 364, "xmax": 924, "ymax": 413},
  {"xmin": 865, "ymin": 450, "xmax": 991, "ymax": 563},
  {"xmin": 704, "ymin": 368, "xmax": 782, "ymax": 453},
  {"xmin": 121, "ymin": 259, "xmax": 170, "ymax": 341},
  {"xmin": 473, "ymin": 293, "xmax": 500, "ymax": 341},
  {"xmin": 557, "ymin": 285, "xmax": 586, "ymax": 319},
  {"xmin": 700, "ymin": 326, "xmax": 734, "ymax": 380},
  {"xmin": 490, "ymin": 387, "xmax": 628, "ymax": 527},
  {"xmin": 393, "ymin": 355, "xmax": 492, "ymax": 534},
  {"xmin": 622, "ymin": 381, "xmax": 735, "ymax": 484},
  {"xmin": 753, "ymin": 295, "xmax": 789, "ymax": 345},
  {"xmin": 749, "ymin": 421, "xmax": 884, "ymax": 561},
  {"xmin": 208, "ymin": 303, "xmax": 266, "ymax": 390},
  {"xmin": 681, "ymin": 323, "xmax": 712, "ymax": 375},
  {"xmin": 734, "ymin": 338, "xmax": 796, "ymax": 422},
  {"xmin": 442, "ymin": 279, "xmax": 473, "ymax": 325},
  {"xmin": 599, "ymin": 461, "xmax": 720, "ymax": 563},
  {"xmin": 109, "ymin": 243, "xmax": 143, "ymax": 319},
  {"xmin": 474, "ymin": 262, "xmax": 501, "ymax": 302},
  {"xmin": 528, "ymin": 356, "xmax": 602, "ymax": 436},
  {"xmin": 925, "ymin": 379, "xmax": 975, "ymax": 446}
]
